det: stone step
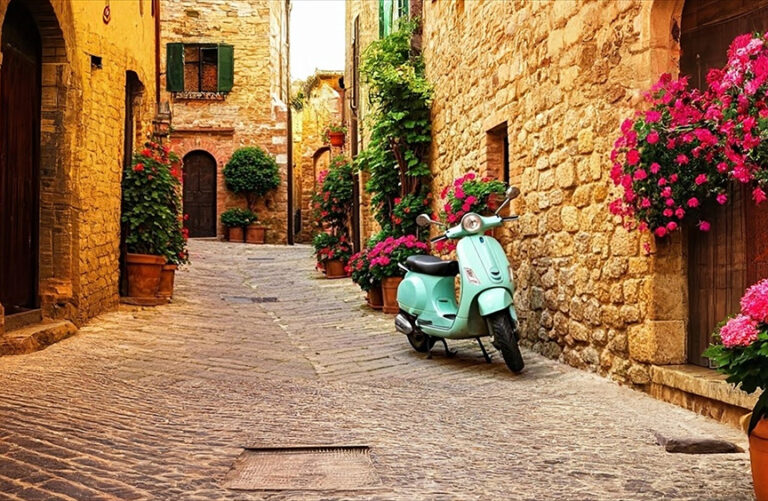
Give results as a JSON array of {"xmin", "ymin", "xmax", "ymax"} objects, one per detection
[{"xmin": 0, "ymin": 320, "xmax": 78, "ymax": 356}]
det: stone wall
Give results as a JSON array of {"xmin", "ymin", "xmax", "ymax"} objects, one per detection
[
  {"xmin": 160, "ymin": 0, "xmax": 289, "ymax": 243},
  {"xmin": 0, "ymin": 0, "xmax": 157, "ymax": 329}
]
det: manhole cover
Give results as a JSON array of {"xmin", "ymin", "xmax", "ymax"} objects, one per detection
[
  {"xmin": 223, "ymin": 446, "xmax": 381, "ymax": 491},
  {"xmin": 221, "ymin": 296, "xmax": 278, "ymax": 303}
]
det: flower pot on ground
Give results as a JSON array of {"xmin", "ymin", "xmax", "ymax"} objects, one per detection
[
  {"xmin": 325, "ymin": 259, "xmax": 347, "ymax": 279},
  {"xmin": 157, "ymin": 263, "xmax": 178, "ymax": 299},
  {"xmin": 312, "ymin": 233, "xmax": 352, "ymax": 279},
  {"xmin": 369, "ymin": 235, "xmax": 430, "ymax": 314},
  {"xmin": 221, "ymin": 208, "xmax": 256, "ymax": 243},
  {"xmin": 126, "ymin": 253, "xmax": 166, "ymax": 298},
  {"xmin": 381, "ymin": 277, "xmax": 402, "ymax": 314},
  {"xmin": 246, "ymin": 224, "xmax": 267, "ymax": 244},
  {"xmin": 704, "ymin": 278, "xmax": 768, "ymax": 501},
  {"xmin": 367, "ymin": 284, "xmax": 383, "ymax": 310},
  {"xmin": 228, "ymin": 226, "xmax": 245, "ymax": 243}
]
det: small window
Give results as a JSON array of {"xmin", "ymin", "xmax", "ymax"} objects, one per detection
[
  {"xmin": 486, "ymin": 122, "xmax": 509, "ymax": 184},
  {"xmin": 166, "ymin": 43, "xmax": 234, "ymax": 97}
]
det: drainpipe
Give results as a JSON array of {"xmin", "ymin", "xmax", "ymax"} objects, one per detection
[
  {"xmin": 154, "ymin": 0, "xmax": 160, "ymax": 106},
  {"xmin": 285, "ymin": 0, "xmax": 294, "ymax": 245}
]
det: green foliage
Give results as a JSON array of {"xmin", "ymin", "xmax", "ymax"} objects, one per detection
[
  {"xmin": 357, "ymin": 18, "xmax": 433, "ymax": 236},
  {"xmin": 220, "ymin": 207, "xmax": 257, "ymax": 228},
  {"xmin": 704, "ymin": 329, "xmax": 768, "ymax": 395},
  {"xmin": 223, "ymin": 147, "xmax": 280, "ymax": 210},
  {"xmin": 312, "ymin": 156, "xmax": 355, "ymax": 230},
  {"xmin": 122, "ymin": 142, "xmax": 189, "ymax": 265}
]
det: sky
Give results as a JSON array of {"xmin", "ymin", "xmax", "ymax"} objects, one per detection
[{"xmin": 290, "ymin": 0, "xmax": 346, "ymax": 81}]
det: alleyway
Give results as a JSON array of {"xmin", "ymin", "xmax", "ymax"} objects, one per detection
[{"xmin": 0, "ymin": 241, "xmax": 755, "ymax": 500}]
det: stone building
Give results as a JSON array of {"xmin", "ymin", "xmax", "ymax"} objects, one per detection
[
  {"xmin": 159, "ymin": 0, "xmax": 290, "ymax": 243},
  {"xmin": 0, "ymin": 0, "xmax": 158, "ymax": 342},
  {"xmin": 291, "ymin": 70, "xmax": 343, "ymax": 243},
  {"xmin": 346, "ymin": 0, "xmax": 767, "ymax": 425}
]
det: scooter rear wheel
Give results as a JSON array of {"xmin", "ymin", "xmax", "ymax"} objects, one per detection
[
  {"xmin": 407, "ymin": 331, "xmax": 436, "ymax": 353},
  {"xmin": 487, "ymin": 311, "xmax": 525, "ymax": 373}
]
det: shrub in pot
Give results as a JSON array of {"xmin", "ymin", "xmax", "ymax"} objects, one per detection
[
  {"xmin": 221, "ymin": 208, "xmax": 257, "ymax": 243},
  {"xmin": 369, "ymin": 235, "xmax": 429, "ymax": 313},
  {"xmin": 223, "ymin": 147, "xmax": 280, "ymax": 243},
  {"xmin": 324, "ymin": 123, "xmax": 347, "ymax": 147},
  {"xmin": 704, "ymin": 278, "xmax": 768, "ymax": 500},
  {"xmin": 122, "ymin": 142, "xmax": 188, "ymax": 299},
  {"xmin": 347, "ymin": 247, "xmax": 381, "ymax": 309}
]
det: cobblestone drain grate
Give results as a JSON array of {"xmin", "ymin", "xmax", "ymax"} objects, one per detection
[
  {"xmin": 223, "ymin": 446, "xmax": 382, "ymax": 491},
  {"xmin": 221, "ymin": 296, "xmax": 278, "ymax": 304},
  {"xmin": 247, "ymin": 257, "xmax": 275, "ymax": 261}
]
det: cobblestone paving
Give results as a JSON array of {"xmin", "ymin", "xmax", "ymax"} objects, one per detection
[{"xmin": 0, "ymin": 240, "xmax": 756, "ymax": 500}]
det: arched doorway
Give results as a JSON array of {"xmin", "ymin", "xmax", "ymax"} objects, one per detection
[
  {"xmin": 182, "ymin": 150, "xmax": 217, "ymax": 238},
  {"xmin": 0, "ymin": 1, "xmax": 42, "ymax": 315},
  {"xmin": 681, "ymin": 0, "xmax": 768, "ymax": 366}
]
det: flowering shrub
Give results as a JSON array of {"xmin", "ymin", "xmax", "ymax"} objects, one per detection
[
  {"xmin": 312, "ymin": 156, "xmax": 354, "ymax": 229},
  {"xmin": 368, "ymin": 234, "xmax": 429, "ymax": 281},
  {"xmin": 610, "ymin": 33, "xmax": 768, "ymax": 238},
  {"xmin": 122, "ymin": 142, "xmax": 189, "ymax": 265},
  {"xmin": 704, "ymin": 279, "xmax": 768, "ymax": 433},
  {"xmin": 346, "ymin": 248, "xmax": 375, "ymax": 291},
  {"xmin": 390, "ymin": 191, "xmax": 433, "ymax": 235},
  {"xmin": 312, "ymin": 233, "xmax": 353, "ymax": 271},
  {"xmin": 440, "ymin": 173, "xmax": 506, "ymax": 224}
]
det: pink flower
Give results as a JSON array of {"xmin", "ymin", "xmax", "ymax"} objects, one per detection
[
  {"xmin": 666, "ymin": 221, "xmax": 678, "ymax": 232},
  {"xmin": 633, "ymin": 169, "xmax": 647, "ymax": 181},
  {"xmin": 675, "ymin": 208, "xmax": 685, "ymax": 219},
  {"xmin": 698, "ymin": 220, "xmax": 711, "ymax": 231},
  {"xmin": 719, "ymin": 314, "xmax": 760, "ymax": 348},
  {"xmin": 650, "ymin": 162, "xmax": 661, "ymax": 174},
  {"xmin": 695, "ymin": 174, "xmax": 708, "ymax": 185},
  {"xmin": 454, "ymin": 187, "xmax": 465, "ymax": 199},
  {"xmin": 640, "ymin": 197, "xmax": 651, "ymax": 208},
  {"xmin": 464, "ymin": 196, "xmax": 477, "ymax": 205},
  {"xmin": 626, "ymin": 149, "xmax": 641, "ymax": 165},
  {"xmin": 654, "ymin": 226, "xmax": 668, "ymax": 238},
  {"xmin": 687, "ymin": 197, "xmax": 700, "ymax": 208},
  {"xmin": 753, "ymin": 187, "xmax": 767, "ymax": 204},
  {"xmin": 646, "ymin": 130, "xmax": 659, "ymax": 144},
  {"xmin": 741, "ymin": 278, "xmax": 768, "ymax": 323},
  {"xmin": 716, "ymin": 193, "xmax": 728, "ymax": 205},
  {"xmin": 675, "ymin": 154, "xmax": 689, "ymax": 165},
  {"xmin": 669, "ymin": 173, "xmax": 679, "ymax": 183},
  {"xmin": 645, "ymin": 110, "xmax": 662, "ymax": 123}
]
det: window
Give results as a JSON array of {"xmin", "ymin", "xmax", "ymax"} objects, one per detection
[
  {"xmin": 166, "ymin": 43, "xmax": 234, "ymax": 96},
  {"xmin": 486, "ymin": 122, "xmax": 509, "ymax": 185},
  {"xmin": 379, "ymin": 0, "xmax": 409, "ymax": 38}
]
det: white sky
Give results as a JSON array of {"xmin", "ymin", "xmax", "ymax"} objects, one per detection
[{"xmin": 290, "ymin": 0, "xmax": 346, "ymax": 81}]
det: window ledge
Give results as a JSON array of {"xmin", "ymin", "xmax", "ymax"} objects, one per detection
[
  {"xmin": 649, "ymin": 364, "xmax": 760, "ymax": 410},
  {"xmin": 172, "ymin": 91, "xmax": 227, "ymax": 101}
]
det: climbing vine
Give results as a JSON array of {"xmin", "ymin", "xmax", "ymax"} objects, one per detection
[{"xmin": 356, "ymin": 18, "xmax": 433, "ymax": 237}]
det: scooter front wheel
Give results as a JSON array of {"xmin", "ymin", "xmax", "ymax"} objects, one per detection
[
  {"xmin": 407, "ymin": 331, "xmax": 436, "ymax": 353},
  {"xmin": 487, "ymin": 311, "xmax": 525, "ymax": 373}
]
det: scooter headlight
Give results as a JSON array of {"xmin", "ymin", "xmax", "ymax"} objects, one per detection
[{"xmin": 461, "ymin": 213, "xmax": 483, "ymax": 234}]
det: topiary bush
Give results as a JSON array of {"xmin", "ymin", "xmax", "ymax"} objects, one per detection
[{"xmin": 223, "ymin": 147, "xmax": 280, "ymax": 210}]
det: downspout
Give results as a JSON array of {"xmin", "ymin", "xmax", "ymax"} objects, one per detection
[
  {"xmin": 154, "ymin": 0, "xmax": 160, "ymax": 105},
  {"xmin": 285, "ymin": 0, "xmax": 294, "ymax": 245}
]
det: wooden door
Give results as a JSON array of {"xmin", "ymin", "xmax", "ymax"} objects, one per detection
[
  {"xmin": 182, "ymin": 151, "xmax": 217, "ymax": 238},
  {"xmin": 682, "ymin": 0, "xmax": 768, "ymax": 366},
  {"xmin": 0, "ymin": 2, "xmax": 41, "ymax": 315}
]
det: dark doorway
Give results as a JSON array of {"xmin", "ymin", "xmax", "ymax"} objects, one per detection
[
  {"xmin": 120, "ymin": 72, "xmax": 144, "ymax": 296},
  {"xmin": 0, "ymin": 1, "xmax": 42, "ymax": 315},
  {"xmin": 681, "ymin": 0, "xmax": 768, "ymax": 366},
  {"xmin": 182, "ymin": 151, "xmax": 217, "ymax": 237}
]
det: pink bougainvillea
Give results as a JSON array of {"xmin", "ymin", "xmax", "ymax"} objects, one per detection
[
  {"xmin": 741, "ymin": 278, "xmax": 768, "ymax": 324},
  {"xmin": 719, "ymin": 314, "xmax": 761, "ymax": 348}
]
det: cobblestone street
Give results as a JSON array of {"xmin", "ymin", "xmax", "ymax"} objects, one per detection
[{"xmin": 0, "ymin": 241, "xmax": 756, "ymax": 500}]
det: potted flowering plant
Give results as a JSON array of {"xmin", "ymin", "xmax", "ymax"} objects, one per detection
[
  {"xmin": 223, "ymin": 147, "xmax": 280, "ymax": 244},
  {"xmin": 122, "ymin": 142, "xmax": 187, "ymax": 300},
  {"xmin": 704, "ymin": 279, "xmax": 768, "ymax": 500},
  {"xmin": 347, "ymin": 248, "xmax": 382, "ymax": 309},
  {"xmin": 312, "ymin": 233, "xmax": 352, "ymax": 279},
  {"xmin": 220, "ymin": 208, "xmax": 257, "ymax": 242},
  {"xmin": 311, "ymin": 156, "xmax": 354, "ymax": 230},
  {"xmin": 324, "ymin": 123, "xmax": 347, "ymax": 147},
  {"xmin": 368, "ymin": 234, "xmax": 430, "ymax": 313}
]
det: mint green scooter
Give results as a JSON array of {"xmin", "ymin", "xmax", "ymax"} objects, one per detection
[{"xmin": 395, "ymin": 186, "xmax": 524, "ymax": 372}]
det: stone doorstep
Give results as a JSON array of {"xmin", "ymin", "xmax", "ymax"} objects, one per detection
[
  {"xmin": 0, "ymin": 320, "xmax": 77, "ymax": 357},
  {"xmin": 650, "ymin": 364, "xmax": 760, "ymax": 411}
]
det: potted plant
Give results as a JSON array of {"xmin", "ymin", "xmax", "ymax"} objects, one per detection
[
  {"xmin": 220, "ymin": 207, "xmax": 257, "ymax": 243},
  {"xmin": 347, "ymin": 248, "xmax": 382, "ymax": 309},
  {"xmin": 223, "ymin": 147, "xmax": 281, "ymax": 244},
  {"xmin": 312, "ymin": 233, "xmax": 352, "ymax": 279},
  {"xmin": 324, "ymin": 123, "xmax": 347, "ymax": 147},
  {"xmin": 439, "ymin": 172, "xmax": 506, "ymax": 245},
  {"xmin": 704, "ymin": 279, "xmax": 768, "ymax": 500},
  {"xmin": 369, "ymin": 234, "xmax": 430, "ymax": 313},
  {"xmin": 122, "ymin": 142, "xmax": 185, "ymax": 299}
]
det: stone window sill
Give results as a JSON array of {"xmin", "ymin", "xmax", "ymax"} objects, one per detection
[
  {"xmin": 172, "ymin": 91, "xmax": 227, "ymax": 101},
  {"xmin": 649, "ymin": 364, "xmax": 760, "ymax": 410}
]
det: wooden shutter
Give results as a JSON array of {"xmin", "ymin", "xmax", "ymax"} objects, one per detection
[
  {"xmin": 397, "ymin": 0, "xmax": 409, "ymax": 18},
  {"xmin": 379, "ymin": 0, "xmax": 393, "ymax": 38},
  {"xmin": 217, "ymin": 43, "xmax": 234, "ymax": 93},
  {"xmin": 166, "ymin": 43, "xmax": 184, "ymax": 92}
]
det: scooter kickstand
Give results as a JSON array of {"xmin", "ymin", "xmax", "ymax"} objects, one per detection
[
  {"xmin": 440, "ymin": 338, "xmax": 456, "ymax": 357},
  {"xmin": 476, "ymin": 337, "xmax": 492, "ymax": 363}
]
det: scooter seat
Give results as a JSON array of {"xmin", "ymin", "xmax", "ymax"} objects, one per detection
[{"xmin": 405, "ymin": 255, "xmax": 459, "ymax": 277}]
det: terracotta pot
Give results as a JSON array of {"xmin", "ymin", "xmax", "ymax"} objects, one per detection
[
  {"xmin": 328, "ymin": 131, "xmax": 345, "ymax": 147},
  {"xmin": 246, "ymin": 224, "xmax": 267, "ymax": 244},
  {"xmin": 325, "ymin": 259, "xmax": 347, "ymax": 279},
  {"xmin": 751, "ymin": 418, "xmax": 768, "ymax": 501},
  {"xmin": 157, "ymin": 264, "xmax": 177, "ymax": 299},
  {"xmin": 367, "ymin": 284, "xmax": 383, "ymax": 310},
  {"xmin": 125, "ymin": 253, "xmax": 165, "ymax": 298},
  {"xmin": 228, "ymin": 226, "xmax": 245, "ymax": 242},
  {"xmin": 381, "ymin": 276, "xmax": 403, "ymax": 314}
]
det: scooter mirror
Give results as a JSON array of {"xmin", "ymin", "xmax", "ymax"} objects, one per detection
[
  {"xmin": 506, "ymin": 186, "xmax": 521, "ymax": 200},
  {"xmin": 416, "ymin": 214, "xmax": 433, "ymax": 227}
]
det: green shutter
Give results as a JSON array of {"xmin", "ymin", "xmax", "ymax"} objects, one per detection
[
  {"xmin": 379, "ymin": 0, "xmax": 393, "ymax": 38},
  {"xmin": 166, "ymin": 43, "xmax": 184, "ymax": 92},
  {"xmin": 397, "ymin": 0, "xmax": 408, "ymax": 18},
  {"xmin": 217, "ymin": 44, "xmax": 234, "ymax": 93}
]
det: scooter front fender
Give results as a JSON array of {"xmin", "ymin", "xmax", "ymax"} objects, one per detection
[{"xmin": 476, "ymin": 287, "xmax": 513, "ymax": 316}]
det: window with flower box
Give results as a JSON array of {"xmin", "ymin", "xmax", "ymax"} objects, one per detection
[{"xmin": 166, "ymin": 43, "xmax": 234, "ymax": 99}]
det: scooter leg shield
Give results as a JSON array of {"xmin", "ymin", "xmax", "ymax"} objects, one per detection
[{"xmin": 476, "ymin": 288, "xmax": 513, "ymax": 317}]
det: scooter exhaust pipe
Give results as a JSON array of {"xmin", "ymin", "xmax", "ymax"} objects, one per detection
[{"xmin": 394, "ymin": 314, "xmax": 414, "ymax": 335}]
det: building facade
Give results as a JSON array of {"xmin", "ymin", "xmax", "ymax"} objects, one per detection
[
  {"xmin": 346, "ymin": 0, "xmax": 767, "ymax": 426},
  {"xmin": 0, "ymin": 0, "xmax": 158, "ymax": 337},
  {"xmin": 159, "ymin": 0, "xmax": 290, "ymax": 243}
]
